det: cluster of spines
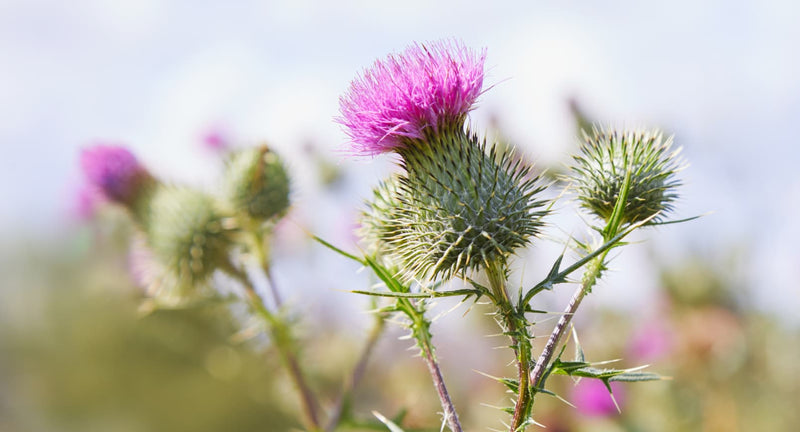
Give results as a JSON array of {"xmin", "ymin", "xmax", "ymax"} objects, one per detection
[
  {"xmin": 364, "ymin": 128, "xmax": 548, "ymax": 281},
  {"xmin": 571, "ymin": 127, "xmax": 683, "ymax": 225},
  {"xmin": 141, "ymin": 185, "xmax": 236, "ymax": 292}
]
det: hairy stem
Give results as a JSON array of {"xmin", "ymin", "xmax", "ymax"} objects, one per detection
[
  {"xmin": 486, "ymin": 260, "xmax": 532, "ymax": 431},
  {"xmin": 417, "ymin": 329, "xmax": 463, "ymax": 432},
  {"xmin": 530, "ymin": 253, "xmax": 606, "ymax": 392}
]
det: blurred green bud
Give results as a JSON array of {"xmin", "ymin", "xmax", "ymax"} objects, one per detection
[
  {"xmin": 141, "ymin": 185, "xmax": 236, "ymax": 289},
  {"xmin": 223, "ymin": 145, "xmax": 290, "ymax": 223},
  {"xmin": 362, "ymin": 130, "xmax": 548, "ymax": 281},
  {"xmin": 571, "ymin": 127, "xmax": 683, "ymax": 225}
]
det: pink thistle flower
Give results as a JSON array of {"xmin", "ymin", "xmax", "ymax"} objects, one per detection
[
  {"xmin": 201, "ymin": 127, "xmax": 230, "ymax": 153},
  {"xmin": 628, "ymin": 320, "xmax": 674, "ymax": 362},
  {"xmin": 80, "ymin": 144, "xmax": 150, "ymax": 205},
  {"xmin": 572, "ymin": 379, "xmax": 626, "ymax": 417},
  {"xmin": 72, "ymin": 184, "xmax": 99, "ymax": 220},
  {"xmin": 337, "ymin": 39, "xmax": 486, "ymax": 156}
]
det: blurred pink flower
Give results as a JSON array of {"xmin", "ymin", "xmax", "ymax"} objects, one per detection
[
  {"xmin": 201, "ymin": 127, "xmax": 230, "ymax": 152},
  {"xmin": 72, "ymin": 184, "xmax": 99, "ymax": 220},
  {"xmin": 80, "ymin": 144, "xmax": 149, "ymax": 205},
  {"xmin": 628, "ymin": 320, "xmax": 674, "ymax": 362},
  {"xmin": 337, "ymin": 39, "xmax": 486, "ymax": 156},
  {"xmin": 572, "ymin": 379, "xmax": 625, "ymax": 417}
]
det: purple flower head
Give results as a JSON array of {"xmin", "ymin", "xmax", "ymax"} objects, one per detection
[
  {"xmin": 572, "ymin": 379, "xmax": 626, "ymax": 417},
  {"xmin": 80, "ymin": 144, "xmax": 149, "ymax": 204},
  {"xmin": 337, "ymin": 39, "xmax": 487, "ymax": 156}
]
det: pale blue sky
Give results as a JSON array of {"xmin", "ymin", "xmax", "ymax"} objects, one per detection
[{"xmin": 1, "ymin": 0, "xmax": 798, "ymax": 323}]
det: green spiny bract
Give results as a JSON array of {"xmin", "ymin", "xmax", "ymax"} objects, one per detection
[
  {"xmin": 223, "ymin": 146, "xmax": 290, "ymax": 223},
  {"xmin": 363, "ymin": 129, "xmax": 548, "ymax": 282},
  {"xmin": 571, "ymin": 127, "xmax": 683, "ymax": 225},
  {"xmin": 141, "ymin": 185, "xmax": 236, "ymax": 290}
]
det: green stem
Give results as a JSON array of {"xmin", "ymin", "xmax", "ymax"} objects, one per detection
[
  {"xmin": 226, "ymin": 265, "xmax": 322, "ymax": 431},
  {"xmin": 324, "ymin": 314, "xmax": 386, "ymax": 432},
  {"xmin": 486, "ymin": 260, "xmax": 532, "ymax": 431},
  {"xmin": 415, "ymin": 319, "xmax": 463, "ymax": 432},
  {"xmin": 251, "ymin": 229, "xmax": 284, "ymax": 307},
  {"xmin": 530, "ymin": 251, "xmax": 607, "ymax": 393}
]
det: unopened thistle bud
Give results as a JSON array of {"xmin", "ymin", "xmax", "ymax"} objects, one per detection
[
  {"xmin": 364, "ymin": 132, "xmax": 548, "ymax": 281},
  {"xmin": 142, "ymin": 186, "xmax": 235, "ymax": 288},
  {"xmin": 571, "ymin": 127, "xmax": 683, "ymax": 225},
  {"xmin": 345, "ymin": 40, "xmax": 548, "ymax": 281},
  {"xmin": 223, "ymin": 145, "xmax": 290, "ymax": 223},
  {"xmin": 80, "ymin": 144, "xmax": 155, "ymax": 208}
]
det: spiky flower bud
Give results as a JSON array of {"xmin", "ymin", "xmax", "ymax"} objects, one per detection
[
  {"xmin": 363, "ymin": 130, "xmax": 548, "ymax": 281},
  {"xmin": 337, "ymin": 39, "xmax": 486, "ymax": 156},
  {"xmin": 571, "ymin": 127, "xmax": 683, "ymax": 225},
  {"xmin": 142, "ymin": 185, "xmax": 235, "ymax": 288},
  {"xmin": 223, "ymin": 146, "xmax": 290, "ymax": 223},
  {"xmin": 80, "ymin": 144, "xmax": 154, "ymax": 207}
]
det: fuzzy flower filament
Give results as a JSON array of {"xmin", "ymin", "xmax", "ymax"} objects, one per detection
[{"xmin": 338, "ymin": 40, "xmax": 486, "ymax": 156}]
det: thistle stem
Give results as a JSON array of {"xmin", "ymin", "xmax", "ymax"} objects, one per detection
[
  {"xmin": 530, "ymin": 253, "xmax": 607, "ymax": 392},
  {"xmin": 417, "ymin": 330, "xmax": 463, "ymax": 432},
  {"xmin": 251, "ymin": 229, "xmax": 284, "ymax": 307},
  {"xmin": 325, "ymin": 314, "xmax": 386, "ymax": 432},
  {"xmin": 225, "ymin": 264, "xmax": 322, "ymax": 431},
  {"xmin": 486, "ymin": 260, "xmax": 532, "ymax": 431}
]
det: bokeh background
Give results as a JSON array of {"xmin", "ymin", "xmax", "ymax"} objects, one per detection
[{"xmin": 1, "ymin": 1, "xmax": 799, "ymax": 431}]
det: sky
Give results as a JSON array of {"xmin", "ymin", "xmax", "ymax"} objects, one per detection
[{"xmin": 1, "ymin": 0, "xmax": 798, "ymax": 324}]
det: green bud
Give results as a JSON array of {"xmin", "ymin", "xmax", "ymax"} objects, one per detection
[
  {"xmin": 570, "ymin": 127, "xmax": 684, "ymax": 225},
  {"xmin": 362, "ymin": 129, "xmax": 548, "ymax": 281},
  {"xmin": 223, "ymin": 145, "xmax": 291, "ymax": 223},
  {"xmin": 142, "ymin": 185, "xmax": 235, "ymax": 289}
]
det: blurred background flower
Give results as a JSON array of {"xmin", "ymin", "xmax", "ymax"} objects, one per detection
[{"xmin": 1, "ymin": 1, "xmax": 799, "ymax": 431}]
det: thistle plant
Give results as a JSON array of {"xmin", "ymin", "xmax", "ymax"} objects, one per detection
[
  {"xmin": 79, "ymin": 143, "xmax": 384, "ymax": 432},
  {"xmin": 328, "ymin": 39, "xmax": 694, "ymax": 432},
  {"xmin": 80, "ymin": 39, "xmax": 695, "ymax": 432}
]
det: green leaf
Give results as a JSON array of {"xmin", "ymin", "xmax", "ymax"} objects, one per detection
[
  {"xmin": 602, "ymin": 165, "xmax": 632, "ymax": 240},
  {"xmin": 608, "ymin": 371, "xmax": 664, "ymax": 382},
  {"xmin": 363, "ymin": 255, "xmax": 407, "ymax": 294},
  {"xmin": 351, "ymin": 288, "xmax": 483, "ymax": 299},
  {"xmin": 312, "ymin": 235, "xmax": 365, "ymax": 264},
  {"xmin": 551, "ymin": 361, "xmax": 664, "ymax": 382},
  {"xmin": 474, "ymin": 370, "xmax": 520, "ymax": 394},
  {"xmin": 645, "ymin": 213, "xmax": 706, "ymax": 227}
]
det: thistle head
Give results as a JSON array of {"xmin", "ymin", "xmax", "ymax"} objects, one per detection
[
  {"xmin": 223, "ymin": 145, "xmax": 291, "ymax": 223},
  {"xmin": 571, "ymin": 127, "xmax": 684, "ymax": 226},
  {"xmin": 142, "ymin": 185, "xmax": 235, "ymax": 289},
  {"xmin": 362, "ymin": 130, "xmax": 548, "ymax": 281},
  {"xmin": 337, "ymin": 39, "xmax": 486, "ymax": 156},
  {"xmin": 80, "ymin": 144, "xmax": 153, "ymax": 206}
]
